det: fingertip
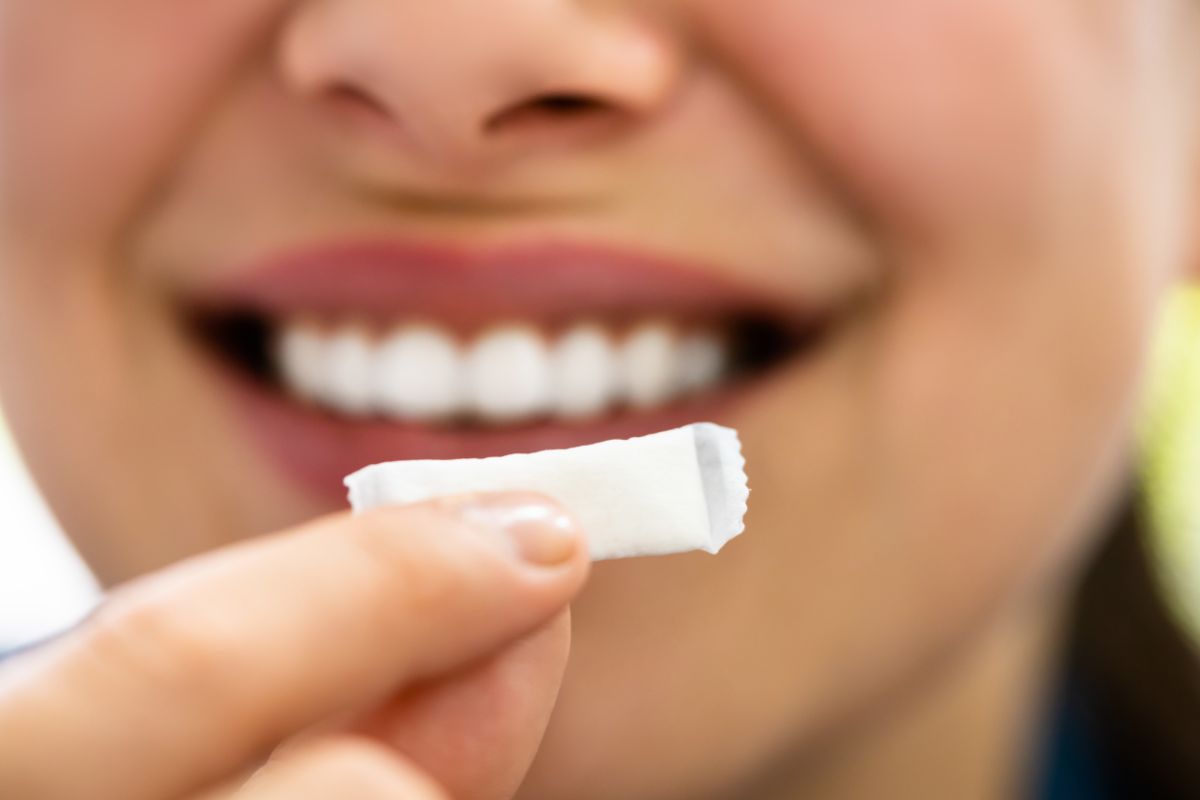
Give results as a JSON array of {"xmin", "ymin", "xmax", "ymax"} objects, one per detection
[
  {"xmin": 365, "ymin": 491, "xmax": 590, "ymax": 575},
  {"xmin": 455, "ymin": 492, "xmax": 584, "ymax": 568}
]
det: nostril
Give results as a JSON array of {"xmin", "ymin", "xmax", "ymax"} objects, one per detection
[
  {"xmin": 326, "ymin": 83, "xmax": 393, "ymax": 122},
  {"xmin": 485, "ymin": 92, "xmax": 617, "ymax": 137},
  {"xmin": 530, "ymin": 94, "xmax": 605, "ymax": 116}
]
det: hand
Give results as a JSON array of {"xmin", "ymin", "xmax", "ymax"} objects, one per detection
[{"xmin": 0, "ymin": 492, "xmax": 589, "ymax": 800}]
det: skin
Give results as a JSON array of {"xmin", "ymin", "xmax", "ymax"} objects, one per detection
[{"xmin": 0, "ymin": 1, "xmax": 1197, "ymax": 798}]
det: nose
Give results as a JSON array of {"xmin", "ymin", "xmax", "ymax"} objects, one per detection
[{"xmin": 280, "ymin": 0, "xmax": 682, "ymax": 168}]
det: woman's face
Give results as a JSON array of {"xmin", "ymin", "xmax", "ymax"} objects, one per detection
[{"xmin": 0, "ymin": 1, "xmax": 1195, "ymax": 797}]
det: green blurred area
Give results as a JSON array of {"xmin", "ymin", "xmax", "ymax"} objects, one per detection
[{"xmin": 1143, "ymin": 288, "xmax": 1200, "ymax": 637}]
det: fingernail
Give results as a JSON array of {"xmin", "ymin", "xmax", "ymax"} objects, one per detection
[{"xmin": 458, "ymin": 493, "xmax": 581, "ymax": 566}]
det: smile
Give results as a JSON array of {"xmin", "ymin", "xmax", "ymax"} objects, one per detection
[{"xmin": 180, "ymin": 240, "xmax": 833, "ymax": 493}]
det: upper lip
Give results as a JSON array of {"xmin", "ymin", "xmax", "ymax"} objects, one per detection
[{"xmin": 186, "ymin": 239, "xmax": 822, "ymax": 330}]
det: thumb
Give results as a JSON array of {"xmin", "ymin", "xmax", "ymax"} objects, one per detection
[{"xmin": 355, "ymin": 611, "xmax": 572, "ymax": 800}]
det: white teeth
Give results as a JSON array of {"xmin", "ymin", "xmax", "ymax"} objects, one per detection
[
  {"xmin": 374, "ymin": 325, "xmax": 463, "ymax": 420},
  {"xmin": 678, "ymin": 331, "xmax": 725, "ymax": 393},
  {"xmin": 622, "ymin": 322, "xmax": 681, "ymax": 408},
  {"xmin": 277, "ymin": 325, "xmax": 327, "ymax": 401},
  {"xmin": 273, "ymin": 318, "xmax": 731, "ymax": 425},
  {"xmin": 552, "ymin": 324, "xmax": 617, "ymax": 419},
  {"xmin": 465, "ymin": 325, "xmax": 553, "ymax": 423},
  {"xmin": 322, "ymin": 328, "xmax": 374, "ymax": 415}
]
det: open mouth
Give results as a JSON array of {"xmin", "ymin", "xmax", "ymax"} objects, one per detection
[
  {"xmin": 180, "ymin": 240, "xmax": 834, "ymax": 495},
  {"xmin": 191, "ymin": 310, "xmax": 817, "ymax": 427}
]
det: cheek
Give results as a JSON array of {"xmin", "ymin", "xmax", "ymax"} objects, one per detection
[
  {"xmin": 0, "ymin": 0, "xmax": 294, "ymax": 577},
  {"xmin": 0, "ymin": 0, "xmax": 282, "ymax": 253},
  {"xmin": 696, "ymin": 1, "xmax": 1183, "ymax": 603},
  {"xmin": 693, "ymin": 0, "xmax": 1134, "ymax": 243}
]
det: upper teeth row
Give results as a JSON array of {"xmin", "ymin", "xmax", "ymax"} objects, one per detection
[{"xmin": 277, "ymin": 320, "xmax": 729, "ymax": 424}]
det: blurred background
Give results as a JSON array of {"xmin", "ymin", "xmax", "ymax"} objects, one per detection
[
  {"xmin": 1, "ymin": 289, "xmax": 1198, "ymax": 651},
  {"xmin": 0, "ymin": 421, "xmax": 98, "ymax": 651}
]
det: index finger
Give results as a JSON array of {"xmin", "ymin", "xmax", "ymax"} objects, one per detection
[{"xmin": 0, "ymin": 492, "xmax": 587, "ymax": 800}]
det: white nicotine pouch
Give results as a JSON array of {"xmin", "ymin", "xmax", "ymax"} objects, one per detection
[{"xmin": 344, "ymin": 423, "xmax": 749, "ymax": 561}]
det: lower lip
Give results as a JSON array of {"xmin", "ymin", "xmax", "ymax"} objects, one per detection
[{"xmin": 209, "ymin": 357, "xmax": 753, "ymax": 504}]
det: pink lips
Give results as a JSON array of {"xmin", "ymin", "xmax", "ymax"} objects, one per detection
[
  {"xmin": 197, "ymin": 240, "xmax": 803, "ymax": 330},
  {"xmin": 192, "ymin": 239, "xmax": 804, "ymax": 501},
  {"xmin": 218, "ymin": 365, "xmax": 747, "ymax": 502}
]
